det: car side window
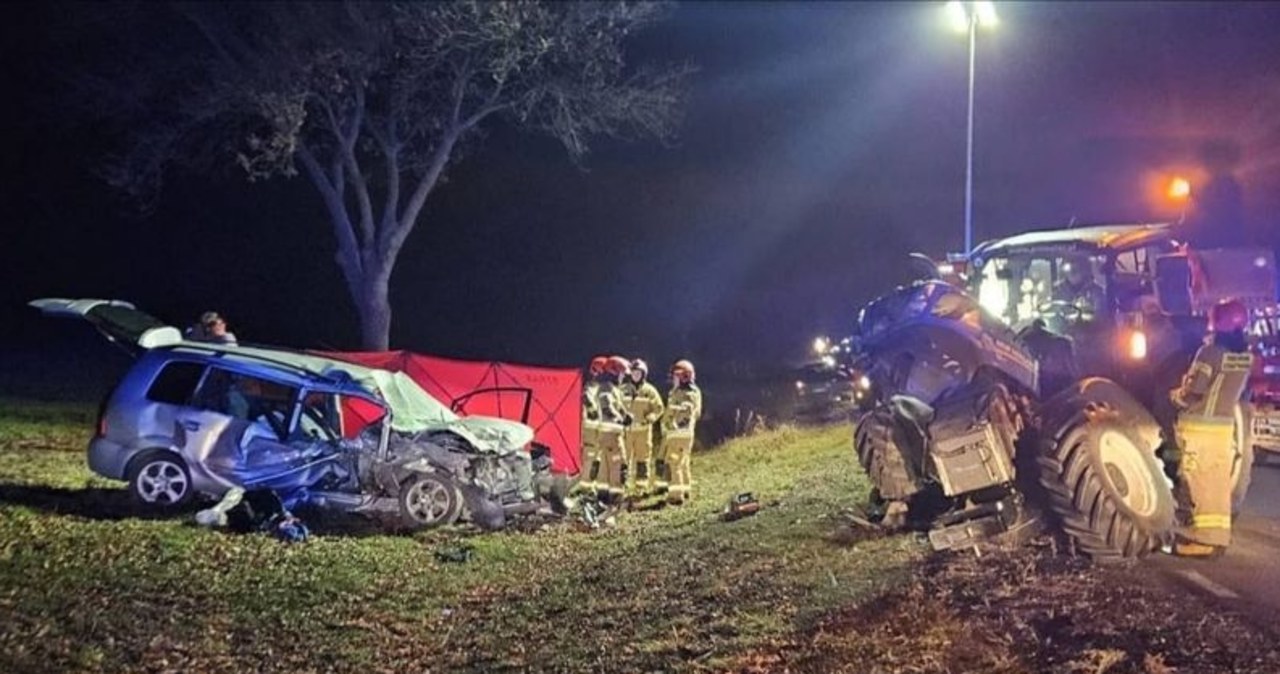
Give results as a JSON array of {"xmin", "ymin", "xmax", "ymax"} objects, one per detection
[
  {"xmin": 145, "ymin": 362, "xmax": 207, "ymax": 405},
  {"xmin": 294, "ymin": 391, "xmax": 340, "ymax": 441},
  {"xmin": 192, "ymin": 367, "xmax": 299, "ymax": 438}
]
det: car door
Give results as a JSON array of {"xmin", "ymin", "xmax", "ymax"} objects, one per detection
[
  {"xmin": 28, "ymin": 297, "xmax": 182, "ymax": 353},
  {"xmin": 176, "ymin": 366, "xmax": 266, "ymax": 487}
]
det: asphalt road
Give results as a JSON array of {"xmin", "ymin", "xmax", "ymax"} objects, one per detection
[{"xmin": 1153, "ymin": 450, "xmax": 1280, "ymax": 622}]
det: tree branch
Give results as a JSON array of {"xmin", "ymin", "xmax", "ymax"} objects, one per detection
[
  {"xmin": 341, "ymin": 83, "xmax": 377, "ymax": 249},
  {"xmin": 298, "ymin": 144, "xmax": 364, "ymax": 288},
  {"xmin": 317, "ymin": 87, "xmax": 376, "ymax": 248},
  {"xmin": 382, "ymin": 129, "xmax": 459, "ymax": 267},
  {"xmin": 449, "ymin": 57, "xmax": 474, "ymax": 128},
  {"xmin": 368, "ymin": 116, "xmax": 402, "ymax": 233}
]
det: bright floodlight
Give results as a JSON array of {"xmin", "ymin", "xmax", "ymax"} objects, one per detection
[
  {"xmin": 975, "ymin": 1, "xmax": 999, "ymax": 28},
  {"xmin": 945, "ymin": 1, "xmax": 970, "ymax": 32},
  {"xmin": 1167, "ymin": 176, "xmax": 1192, "ymax": 201},
  {"xmin": 947, "ymin": 2, "xmax": 998, "ymax": 32}
]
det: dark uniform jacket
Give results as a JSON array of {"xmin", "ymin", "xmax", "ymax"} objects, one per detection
[{"xmin": 1170, "ymin": 342, "xmax": 1254, "ymax": 420}]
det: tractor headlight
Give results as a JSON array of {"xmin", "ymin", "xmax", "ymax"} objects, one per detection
[{"xmin": 1128, "ymin": 331, "xmax": 1148, "ymax": 361}]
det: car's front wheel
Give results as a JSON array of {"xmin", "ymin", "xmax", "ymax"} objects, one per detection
[
  {"xmin": 398, "ymin": 473, "xmax": 462, "ymax": 530},
  {"xmin": 126, "ymin": 450, "xmax": 194, "ymax": 509}
]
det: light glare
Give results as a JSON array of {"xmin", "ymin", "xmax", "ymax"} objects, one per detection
[
  {"xmin": 1129, "ymin": 331, "xmax": 1148, "ymax": 360},
  {"xmin": 1167, "ymin": 176, "xmax": 1192, "ymax": 201},
  {"xmin": 975, "ymin": 1, "xmax": 999, "ymax": 28},
  {"xmin": 945, "ymin": 1, "xmax": 970, "ymax": 32}
]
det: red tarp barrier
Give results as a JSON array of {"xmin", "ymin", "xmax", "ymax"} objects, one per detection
[{"xmin": 318, "ymin": 351, "xmax": 583, "ymax": 475}]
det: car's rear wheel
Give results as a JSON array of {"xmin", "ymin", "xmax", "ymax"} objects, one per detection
[
  {"xmin": 126, "ymin": 450, "xmax": 194, "ymax": 509},
  {"xmin": 398, "ymin": 473, "xmax": 462, "ymax": 530}
]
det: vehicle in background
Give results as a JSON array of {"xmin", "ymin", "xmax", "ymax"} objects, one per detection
[
  {"xmin": 791, "ymin": 360, "xmax": 857, "ymax": 423},
  {"xmin": 1251, "ymin": 307, "xmax": 1280, "ymax": 460}
]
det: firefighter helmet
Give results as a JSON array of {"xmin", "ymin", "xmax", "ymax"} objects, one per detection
[
  {"xmin": 589, "ymin": 356, "xmax": 609, "ymax": 375},
  {"xmin": 604, "ymin": 356, "xmax": 631, "ymax": 376},
  {"xmin": 671, "ymin": 359, "xmax": 695, "ymax": 384},
  {"xmin": 1209, "ymin": 299, "xmax": 1249, "ymax": 333},
  {"xmin": 630, "ymin": 359, "xmax": 649, "ymax": 378}
]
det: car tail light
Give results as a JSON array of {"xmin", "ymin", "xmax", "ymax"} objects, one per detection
[{"xmin": 95, "ymin": 387, "xmax": 114, "ymax": 439}]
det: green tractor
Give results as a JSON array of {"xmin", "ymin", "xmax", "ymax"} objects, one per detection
[{"xmin": 851, "ymin": 222, "xmax": 1277, "ymax": 558}]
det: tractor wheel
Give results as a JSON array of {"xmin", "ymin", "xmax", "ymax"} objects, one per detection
[
  {"xmin": 854, "ymin": 405, "xmax": 922, "ymax": 503},
  {"xmin": 1037, "ymin": 396, "xmax": 1176, "ymax": 559}
]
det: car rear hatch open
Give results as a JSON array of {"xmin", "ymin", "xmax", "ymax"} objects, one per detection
[{"xmin": 29, "ymin": 298, "xmax": 182, "ymax": 353}]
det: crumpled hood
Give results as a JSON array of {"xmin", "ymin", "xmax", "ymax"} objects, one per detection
[{"xmin": 439, "ymin": 416, "xmax": 535, "ymax": 453}]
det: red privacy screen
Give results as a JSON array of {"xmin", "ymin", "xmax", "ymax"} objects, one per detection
[{"xmin": 319, "ymin": 351, "xmax": 583, "ymax": 475}]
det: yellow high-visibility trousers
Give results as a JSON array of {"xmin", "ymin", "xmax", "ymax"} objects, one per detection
[
  {"xmin": 625, "ymin": 426, "xmax": 655, "ymax": 491},
  {"xmin": 1176, "ymin": 416, "xmax": 1236, "ymax": 548},
  {"xmin": 598, "ymin": 425, "xmax": 627, "ymax": 498},
  {"xmin": 578, "ymin": 422, "xmax": 601, "ymax": 493},
  {"xmin": 662, "ymin": 431, "xmax": 695, "ymax": 504}
]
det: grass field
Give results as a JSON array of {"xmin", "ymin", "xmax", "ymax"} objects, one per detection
[
  {"xmin": 0, "ymin": 401, "xmax": 922, "ymax": 672},
  {"xmin": 7, "ymin": 399, "xmax": 1280, "ymax": 673}
]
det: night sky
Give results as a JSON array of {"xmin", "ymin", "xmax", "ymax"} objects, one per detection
[{"xmin": 3, "ymin": 1, "xmax": 1280, "ymax": 387}]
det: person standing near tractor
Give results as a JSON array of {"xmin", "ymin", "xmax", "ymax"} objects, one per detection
[
  {"xmin": 577, "ymin": 356, "xmax": 608, "ymax": 495},
  {"xmin": 1169, "ymin": 299, "xmax": 1254, "ymax": 557},
  {"xmin": 596, "ymin": 356, "xmax": 633, "ymax": 504},
  {"xmin": 660, "ymin": 360, "xmax": 702, "ymax": 505},
  {"xmin": 622, "ymin": 359, "xmax": 665, "ymax": 496}
]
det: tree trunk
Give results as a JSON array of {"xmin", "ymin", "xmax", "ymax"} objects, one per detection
[{"xmin": 355, "ymin": 274, "xmax": 392, "ymax": 351}]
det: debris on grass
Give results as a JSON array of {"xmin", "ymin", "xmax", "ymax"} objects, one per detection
[
  {"xmin": 736, "ymin": 541, "xmax": 1280, "ymax": 674},
  {"xmin": 720, "ymin": 492, "xmax": 761, "ymax": 522},
  {"xmin": 433, "ymin": 544, "xmax": 475, "ymax": 564}
]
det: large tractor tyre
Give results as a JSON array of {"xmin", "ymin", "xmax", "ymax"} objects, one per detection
[
  {"xmin": 854, "ymin": 406, "xmax": 923, "ymax": 503},
  {"xmin": 1037, "ymin": 398, "xmax": 1176, "ymax": 560}
]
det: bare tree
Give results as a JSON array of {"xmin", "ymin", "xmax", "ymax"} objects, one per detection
[{"xmin": 87, "ymin": 1, "xmax": 686, "ymax": 349}]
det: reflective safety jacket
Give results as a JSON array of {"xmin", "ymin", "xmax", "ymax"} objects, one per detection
[
  {"xmin": 596, "ymin": 380, "xmax": 631, "ymax": 432},
  {"xmin": 622, "ymin": 380, "xmax": 665, "ymax": 430},
  {"xmin": 1171, "ymin": 342, "xmax": 1254, "ymax": 420},
  {"xmin": 663, "ymin": 384, "xmax": 703, "ymax": 437}
]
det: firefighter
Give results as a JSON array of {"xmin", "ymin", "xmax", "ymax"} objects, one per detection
[
  {"xmin": 622, "ymin": 359, "xmax": 665, "ymax": 495},
  {"xmin": 596, "ymin": 356, "xmax": 633, "ymax": 504},
  {"xmin": 1170, "ymin": 299, "xmax": 1254, "ymax": 557},
  {"xmin": 659, "ymin": 360, "xmax": 702, "ymax": 505},
  {"xmin": 577, "ymin": 356, "xmax": 608, "ymax": 495}
]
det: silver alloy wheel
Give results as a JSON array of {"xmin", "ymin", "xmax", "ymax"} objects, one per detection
[
  {"xmin": 404, "ymin": 478, "xmax": 453, "ymax": 524},
  {"xmin": 1098, "ymin": 429, "xmax": 1159, "ymax": 518},
  {"xmin": 136, "ymin": 459, "xmax": 190, "ymax": 504}
]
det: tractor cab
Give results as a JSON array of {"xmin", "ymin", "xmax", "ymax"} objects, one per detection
[
  {"xmin": 955, "ymin": 223, "xmax": 1276, "ymax": 409},
  {"xmin": 964, "ymin": 224, "xmax": 1187, "ymax": 391}
]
